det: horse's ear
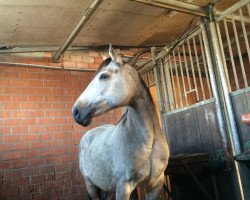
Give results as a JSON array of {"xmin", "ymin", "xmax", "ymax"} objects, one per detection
[{"xmin": 109, "ymin": 44, "xmax": 123, "ymax": 66}]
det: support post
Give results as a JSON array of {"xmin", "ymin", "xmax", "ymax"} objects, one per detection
[
  {"xmin": 207, "ymin": 12, "xmax": 241, "ymax": 156},
  {"xmin": 200, "ymin": 23, "xmax": 231, "ymax": 165}
]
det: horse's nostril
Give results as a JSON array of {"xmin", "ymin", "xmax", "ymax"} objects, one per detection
[{"xmin": 72, "ymin": 106, "xmax": 79, "ymax": 118}]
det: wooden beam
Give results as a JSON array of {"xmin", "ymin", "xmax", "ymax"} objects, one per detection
[
  {"xmin": 53, "ymin": 0, "xmax": 103, "ymax": 62},
  {"xmin": 132, "ymin": 0, "xmax": 208, "ymax": 17}
]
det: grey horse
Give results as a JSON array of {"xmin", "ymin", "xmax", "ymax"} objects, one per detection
[{"xmin": 72, "ymin": 45, "xmax": 169, "ymax": 200}]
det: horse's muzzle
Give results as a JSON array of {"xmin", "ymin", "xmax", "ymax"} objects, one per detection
[{"xmin": 72, "ymin": 105, "xmax": 92, "ymax": 127}]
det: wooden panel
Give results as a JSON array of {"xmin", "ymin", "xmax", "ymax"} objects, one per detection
[
  {"xmin": 182, "ymin": 108, "xmax": 203, "ymax": 154},
  {"xmin": 196, "ymin": 103, "xmax": 215, "ymax": 156}
]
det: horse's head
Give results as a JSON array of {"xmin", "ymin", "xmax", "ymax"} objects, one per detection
[{"xmin": 72, "ymin": 45, "xmax": 139, "ymax": 126}]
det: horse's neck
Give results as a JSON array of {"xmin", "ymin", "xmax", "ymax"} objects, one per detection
[{"xmin": 119, "ymin": 88, "xmax": 161, "ymax": 145}]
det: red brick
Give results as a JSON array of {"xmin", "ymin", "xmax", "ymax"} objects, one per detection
[
  {"xmin": 0, "ymin": 95, "xmax": 11, "ymax": 102},
  {"xmin": 54, "ymin": 132, "xmax": 68, "ymax": 140},
  {"xmin": 0, "ymin": 79, "xmax": 11, "ymax": 86},
  {"xmin": 21, "ymin": 118, "xmax": 37, "ymax": 126},
  {"xmin": 4, "ymin": 135, "xmax": 21, "ymax": 143},
  {"xmin": 40, "ymin": 165, "xmax": 55, "ymax": 174},
  {"xmin": 12, "ymin": 126, "xmax": 28, "ymax": 134},
  {"xmin": 20, "ymin": 87, "xmax": 36, "ymax": 94},
  {"xmin": 28, "ymin": 125, "xmax": 45, "ymax": 133},
  {"xmin": 21, "ymin": 134, "xmax": 37, "ymax": 142},
  {"xmin": 56, "ymin": 163, "xmax": 70, "ymax": 172},
  {"xmin": 12, "ymin": 95, "xmax": 28, "ymax": 102},
  {"xmin": 12, "ymin": 111, "xmax": 28, "ymax": 118},
  {"xmin": 12, "ymin": 79, "xmax": 28, "ymax": 86},
  {"xmin": 22, "ymin": 150, "xmax": 36, "ymax": 159},
  {"xmin": 60, "ymin": 125, "xmax": 73, "ymax": 131},
  {"xmin": 0, "ymin": 143, "xmax": 12, "ymax": 151},
  {"xmin": 28, "ymin": 95, "xmax": 44, "ymax": 102},
  {"xmin": 4, "ymin": 87, "xmax": 20, "ymax": 94},
  {"xmin": 54, "ymin": 118, "xmax": 67, "ymax": 125},
  {"xmin": 94, "ymin": 57, "xmax": 104, "ymax": 64},
  {"xmin": 46, "ymin": 125, "xmax": 60, "ymax": 133},
  {"xmin": 4, "ymin": 119, "xmax": 21, "ymax": 126},
  {"xmin": 28, "ymin": 80, "xmax": 43, "ymax": 87},
  {"xmin": 76, "ymin": 62, "xmax": 89, "ymax": 68},
  {"xmin": 12, "ymin": 142, "xmax": 29, "ymax": 151},
  {"xmin": 37, "ymin": 133, "xmax": 53, "ymax": 141},
  {"xmin": 89, "ymin": 63, "xmax": 100, "ymax": 69},
  {"xmin": 22, "ymin": 166, "xmax": 39, "ymax": 176},
  {"xmin": 0, "ymin": 111, "xmax": 11, "ymax": 118},
  {"xmin": 0, "ymin": 161, "xmax": 11, "ymax": 169},
  {"xmin": 19, "ymin": 72, "xmax": 36, "ymax": 79},
  {"xmin": 30, "ymin": 158, "xmax": 46, "ymax": 166},
  {"xmin": 3, "ymin": 102, "xmax": 20, "ymax": 110},
  {"xmin": 4, "ymin": 151, "xmax": 21, "ymax": 160},
  {"xmin": 54, "ymin": 148, "xmax": 68, "ymax": 155},
  {"xmin": 44, "ymin": 81, "xmax": 59, "ymax": 87},
  {"xmin": 29, "ymin": 110, "xmax": 44, "ymax": 117},
  {"xmin": 0, "ymin": 127, "xmax": 11, "ymax": 134},
  {"xmin": 30, "ymin": 141, "xmax": 45, "ymax": 149},
  {"xmin": 63, "ymin": 61, "xmax": 77, "ymax": 68},
  {"xmin": 32, "ymin": 175, "xmax": 46, "ymax": 184},
  {"xmin": 12, "ymin": 159, "xmax": 29, "ymax": 169}
]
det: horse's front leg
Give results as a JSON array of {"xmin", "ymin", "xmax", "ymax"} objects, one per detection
[
  {"xmin": 116, "ymin": 181, "xmax": 134, "ymax": 200},
  {"xmin": 145, "ymin": 174, "xmax": 165, "ymax": 200}
]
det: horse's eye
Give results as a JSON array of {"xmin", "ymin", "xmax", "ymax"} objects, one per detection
[{"xmin": 99, "ymin": 73, "xmax": 110, "ymax": 80}]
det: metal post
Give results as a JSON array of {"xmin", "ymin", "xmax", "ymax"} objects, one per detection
[
  {"xmin": 182, "ymin": 44, "xmax": 192, "ymax": 91},
  {"xmin": 201, "ymin": 23, "xmax": 232, "ymax": 163},
  {"xmin": 208, "ymin": 19, "xmax": 241, "ymax": 156}
]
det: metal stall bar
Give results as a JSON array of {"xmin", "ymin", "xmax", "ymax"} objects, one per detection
[
  {"xmin": 223, "ymin": 19, "xmax": 240, "ymax": 90},
  {"xmin": 168, "ymin": 55, "xmax": 178, "ymax": 109},
  {"xmin": 177, "ymin": 49, "xmax": 188, "ymax": 106},
  {"xmin": 216, "ymin": 22, "xmax": 232, "ymax": 92},
  {"xmin": 199, "ymin": 33, "xmax": 212, "ymax": 99},
  {"xmin": 173, "ymin": 50, "xmax": 183, "ymax": 108},
  {"xmin": 239, "ymin": 8, "xmax": 250, "ymax": 64},
  {"xmin": 182, "ymin": 44, "xmax": 192, "ymax": 91},
  {"xmin": 192, "ymin": 36, "xmax": 205, "ymax": 100},
  {"xmin": 159, "ymin": 59, "xmax": 170, "ymax": 112},
  {"xmin": 164, "ymin": 60, "xmax": 174, "ymax": 111},
  {"xmin": 187, "ymin": 40, "xmax": 199, "ymax": 101},
  {"xmin": 231, "ymin": 16, "xmax": 248, "ymax": 88}
]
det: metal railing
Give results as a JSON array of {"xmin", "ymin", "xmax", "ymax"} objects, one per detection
[
  {"xmin": 140, "ymin": 28, "xmax": 213, "ymax": 113},
  {"xmin": 216, "ymin": 2, "xmax": 250, "ymax": 92}
]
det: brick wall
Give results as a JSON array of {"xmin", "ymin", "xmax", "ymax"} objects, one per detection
[{"xmin": 0, "ymin": 50, "xmax": 125, "ymax": 200}]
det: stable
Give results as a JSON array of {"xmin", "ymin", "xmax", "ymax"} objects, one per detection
[{"xmin": 0, "ymin": 0, "xmax": 250, "ymax": 200}]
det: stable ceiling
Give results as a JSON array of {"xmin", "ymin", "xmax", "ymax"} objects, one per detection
[{"xmin": 0, "ymin": 0, "xmax": 239, "ymax": 49}]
